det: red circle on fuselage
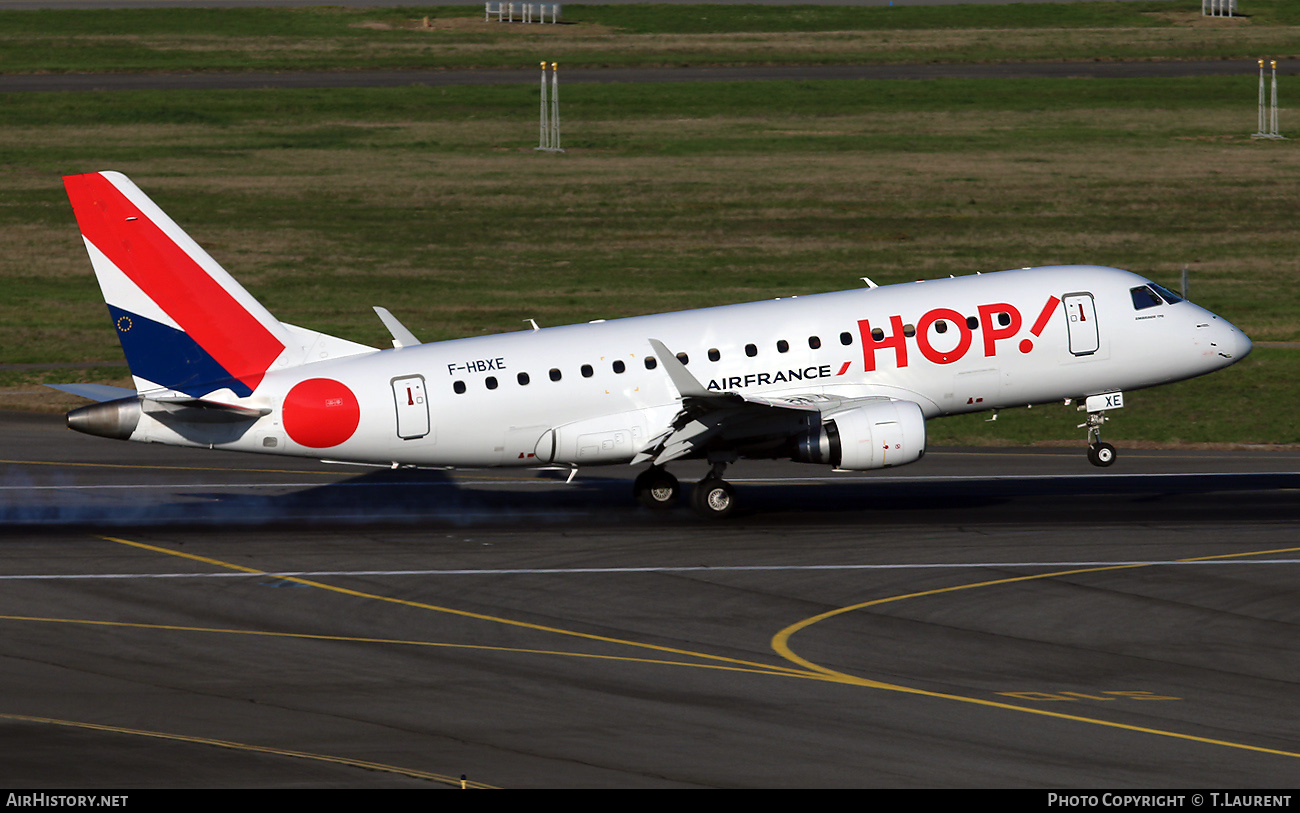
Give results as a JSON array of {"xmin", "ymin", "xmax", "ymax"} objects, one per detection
[{"xmin": 283, "ymin": 378, "xmax": 360, "ymax": 448}]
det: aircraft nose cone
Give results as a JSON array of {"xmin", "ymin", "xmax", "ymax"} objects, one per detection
[
  {"xmin": 1230, "ymin": 325, "xmax": 1253, "ymax": 361},
  {"xmin": 1213, "ymin": 318, "xmax": 1252, "ymax": 364}
]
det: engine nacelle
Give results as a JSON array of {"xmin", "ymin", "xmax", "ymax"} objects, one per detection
[{"xmin": 794, "ymin": 399, "xmax": 926, "ymax": 470}]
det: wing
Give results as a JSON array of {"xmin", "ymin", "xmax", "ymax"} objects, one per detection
[{"xmin": 634, "ymin": 338, "xmax": 900, "ymax": 466}]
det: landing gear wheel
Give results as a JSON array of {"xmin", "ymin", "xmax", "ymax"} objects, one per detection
[
  {"xmin": 1087, "ymin": 442, "xmax": 1116, "ymax": 468},
  {"xmin": 691, "ymin": 478, "xmax": 736, "ymax": 519},
  {"xmin": 634, "ymin": 468, "xmax": 679, "ymax": 509}
]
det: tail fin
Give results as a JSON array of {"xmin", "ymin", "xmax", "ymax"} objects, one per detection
[{"xmin": 64, "ymin": 171, "xmax": 292, "ymax": 399}]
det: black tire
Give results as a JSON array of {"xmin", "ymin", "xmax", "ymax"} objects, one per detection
[
  {"xmin": 634, "ymin": 468, "xmax": 679, "ymax": 509},
  {"xmin": 1088, "ymin": 442, "xmax": 1117, "ymax": 468},
  {"xmin": 691, "ymin": 478, "xmax": 736, "ymax": 519}
]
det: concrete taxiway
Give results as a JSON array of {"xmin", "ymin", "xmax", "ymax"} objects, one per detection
[{"xmin": 1, "ymin": 410, "xmax": 1298, "ymax": 787}]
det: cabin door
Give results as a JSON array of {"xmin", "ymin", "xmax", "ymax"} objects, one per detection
[
  {"xmin": 391, "ymin": 375, "xmax": 430, "ymax": 440},
  {"xmin": 1063, "ymin": 293, "xmax": 1099, "ymax": 356}
]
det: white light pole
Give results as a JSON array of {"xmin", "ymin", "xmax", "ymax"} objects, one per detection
[
  {"xmin": 536, "ymin": 62, "xmax": 564, "ymax": 152},
  {"xmin": 538, "ymin": 60, "xmax": 550, "ymax": 150},
  {"xmin": 1253, "ymin": 59, "xmax": 1285, "ymax": 140}
]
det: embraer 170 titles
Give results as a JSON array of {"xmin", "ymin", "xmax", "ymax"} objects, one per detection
[{"xmin": 55, "ymin": 172, "xmax": 1252, "ymax": 518}]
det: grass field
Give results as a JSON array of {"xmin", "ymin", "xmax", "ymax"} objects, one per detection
[
  {"xmin": 0, "ymin": 2, "xmax": 1298, "ymax": 71},
  {"xmin": 1, "ymin": 3, "xmax": 1296, "ymax": 446}
]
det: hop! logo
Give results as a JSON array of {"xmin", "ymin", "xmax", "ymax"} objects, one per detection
[{"xmin": 857, "ymin": 296, "xmax": 1060, "ymax": 371}]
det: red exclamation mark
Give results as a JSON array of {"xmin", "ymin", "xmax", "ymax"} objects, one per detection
[{"xmin": 1020, "ymin": 295, "xmax": 1060, "ymax": 353}]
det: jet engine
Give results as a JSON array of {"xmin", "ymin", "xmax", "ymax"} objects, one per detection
[{"xmin": 793, "ymin": 399, "xmax": 925, "ymax": 470}]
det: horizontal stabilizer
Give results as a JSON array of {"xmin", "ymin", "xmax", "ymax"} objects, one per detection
[
  {"xmin": 141, "ymin": 393, "xmax": 270, "ymax": 419},
  {"xmin": 47, "ymin": 383, "xmax": 137, "ymax": 402}
]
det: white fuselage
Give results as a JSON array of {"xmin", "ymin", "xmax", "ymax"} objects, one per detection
[{"xmin": 128, "ymin": 265, "xmax": 1251, "ymax": 469}]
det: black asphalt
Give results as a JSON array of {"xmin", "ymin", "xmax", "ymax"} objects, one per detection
[
  {"xmin": 2, "ymin": 411, "xmax": 1298, "ymax": 787},
  {"xmin": 4, "ymin": 59, "xmax": 1295, "ymax": 95}
]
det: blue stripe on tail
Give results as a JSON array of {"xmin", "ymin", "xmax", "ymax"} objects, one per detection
[{"xmin": 108, "ymin": 305, "xmax": 252, "ymax": 398}]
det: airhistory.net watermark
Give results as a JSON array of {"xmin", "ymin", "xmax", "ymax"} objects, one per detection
[{"xmin": 6, "ymin": 796, "xmax": 128, "ymax": 807}]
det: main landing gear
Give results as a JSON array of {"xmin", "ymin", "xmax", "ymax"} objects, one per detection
[
  {"xmin": 633, "ymin": 463, "xmax": 737, "ymax": 519},
  {"xmin": 633, "ymin": 466, "xmax": 679, "ymax": 510},
  {"xmin": 690, "ymin": 464, "xmax": 737, "ymax": 519}
]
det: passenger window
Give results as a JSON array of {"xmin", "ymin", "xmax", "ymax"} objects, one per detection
[
  {"xmin": 997, "ymin": 312, "xmax": 1011, "ymax": 327},
  {"xmin": 934, "ymin": 320, "xmax": 948, "ymax": 334},
  {"xmin": 612, "ymin": 360, "xmax": 625, "ymax": 374},
  {"xmin": 581, "ymin": 364, "xmax": 593, "ymax": 378},
  {"xmin": 745, "ymin": 343, "xmax": 758, "ymax": 357},
  {"xmin": 645, "ymin": 356, "xmax": 658, "ymax": 370},
  {"xmin": 708, "ymin": 348, "xmax": 720, "ymax": 362},
  {"xmin": 903, "ymin": 324, "xmax": 916, "ymax": 338},
  {"xmin": 549, "ymin": 368, "xmax": 562, "ymax": 381},
  {"xmin": 453, "ymin": 381, "xmax": 466, "ymax": 394},
  {"xmin": 839, "ymin": 332, "xmax": 853, "ymax": 346},
  {"xmin": 871, "ymin": 328, "xmax": 884, "ymax": 342},
  {"xmin": 485, "ymin": 376, "xmax": 498, "ymax": 390},
  {"xmin": 966, "ymin": 316, "xmax": 979, "ymax": 330},
  {"xmin": 1131, "ymin": 286, "xmax": 1163, "ymax": 310},
  {"xmin": 517, "ymin": 372, "xmax": 530, "ymax": 386},
  {"xmin": 808, "ymin": 336, "xmax": 821, "ymax": 349},
  {"xmin": 676, "ymin": 352, "xmax": 689, "ymax": 365},
  {"xmin": 777, "ymin": 340, "xmax": 789, "ymax": 353}
]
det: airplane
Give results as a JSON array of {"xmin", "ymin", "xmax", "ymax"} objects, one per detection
[{"xmin": 55, "ymin": 171, "xmax": 1253, "ymax": 518}]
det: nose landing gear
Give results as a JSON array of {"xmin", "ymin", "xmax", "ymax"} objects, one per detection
[
  {"xmin": 1079, "ymin": 407, "xmax": 1117, "ymax": 468},
  {"xmin": 1087, "ymin": 439, "xmax": 1116, "ymax": 467}
]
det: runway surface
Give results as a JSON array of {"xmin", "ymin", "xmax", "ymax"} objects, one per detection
[{"xmin": 1, "ymin": 410, "xmax": 1298, "ymax": 787}]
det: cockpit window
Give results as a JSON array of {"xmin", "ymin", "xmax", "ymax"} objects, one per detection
[
  {"xmin": 1149, "ymin": 283, "xmax": 1183, "ymax": 304},
  {"xmin": 1131, "ymin": 286, "xmax": 1163, "ymax": 310}
]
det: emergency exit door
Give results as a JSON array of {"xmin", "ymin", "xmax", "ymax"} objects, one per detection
[{"xmin": 391, "ymin": 375, "xmax": 430, "ymax": 439}]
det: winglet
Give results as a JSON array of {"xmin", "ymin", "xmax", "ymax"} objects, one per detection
[
  {"xmin": 374, "ymin": 306, "xmax": 421, "ymax": 349},
  {"xmin": 648, "ymin": 339, "xmax": 711, "ymax": 398}
]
